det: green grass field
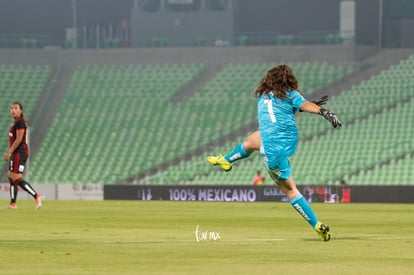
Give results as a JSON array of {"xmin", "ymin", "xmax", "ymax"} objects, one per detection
[{"xmin": 0, "ymin": 200, "xmax": 413, "ymax": 275}]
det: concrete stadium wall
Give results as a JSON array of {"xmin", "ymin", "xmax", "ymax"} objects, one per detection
[
  {"xmin": 0, "ymin": 49, "xmax": 59, "ymax": 66},
  {"xmin": 58, "ymin": 45, "xmax": 368, "ymax": 68},
  {"xmin": 0, "ymin": 45, "xmax": 375, "ymax": 68}
]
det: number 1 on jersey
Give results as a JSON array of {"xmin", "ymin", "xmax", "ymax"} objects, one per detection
[{"xmin": 264, "ymin": 99, "xmax": 276, "ymax": 123}]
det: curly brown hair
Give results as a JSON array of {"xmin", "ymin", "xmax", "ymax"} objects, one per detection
[{"xmin": 253, "ymin": 64, "xmax": 299, "ymax": 98}]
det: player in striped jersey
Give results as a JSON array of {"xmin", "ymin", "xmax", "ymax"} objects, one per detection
[{"xmin": 4, "ymin": 102, "xmax": 42, "ymax": 209}]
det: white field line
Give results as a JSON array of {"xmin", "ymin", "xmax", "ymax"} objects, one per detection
[{"xmin": 102, "ymin": 236, "xmax": 408, "ymax": 244}]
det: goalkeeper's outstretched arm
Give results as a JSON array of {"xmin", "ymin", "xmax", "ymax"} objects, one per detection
[
  {"xmin": 300, "ymin": 101, "xmax": 342, "ymax": 128},
  {"xmin": 299, "ymin": 95, "xmax": 328, "ymax": 112}
]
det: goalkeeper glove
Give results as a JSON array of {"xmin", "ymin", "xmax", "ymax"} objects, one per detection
[
  {"xmin": 318, "ymin": 108, "xmax": 342, "ymax": 128},
  {"xmin": 299, "ymin": 95, "xmax": 328, "ymax": 112},
  {"xmin": 312, "ymin": 95, "xmax": 328, "ymax": 107}
]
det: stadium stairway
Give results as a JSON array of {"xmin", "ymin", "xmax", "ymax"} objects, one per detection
[
  {"xmin": 311, "ymin": 48, "xmax": 414, "ymax": 100},
  {"xmin": 348, "ymin": 151, "xmax": 414, "ymax": 186},
  {"xmin": 169, "ymin": 63, "xmax": 226, "ymax": 103},
  {"xmin": 28, "ymin": 64, "xmax": 68, "ymax": 158}
]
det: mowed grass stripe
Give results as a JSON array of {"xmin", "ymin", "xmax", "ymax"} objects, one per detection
[{"xmin": 0, "ymin": 200, "xmax": 413, "ymax": 275}]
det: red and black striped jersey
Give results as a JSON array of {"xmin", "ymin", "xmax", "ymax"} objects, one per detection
[{"xmin": 9, "ymin": 117, "xmax": 29, "ymax": 156}]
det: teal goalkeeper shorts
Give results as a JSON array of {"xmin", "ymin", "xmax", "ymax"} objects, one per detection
[{"xmin": 260, "ymin": 145, "xmax": 292, "ymax": 182}]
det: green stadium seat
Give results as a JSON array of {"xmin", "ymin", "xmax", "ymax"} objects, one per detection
[{"xmin": 0, "ymin": 65, "xmax": 51, "ymax": 165}]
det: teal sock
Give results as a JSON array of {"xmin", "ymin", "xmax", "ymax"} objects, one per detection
[
  {"xmin": 290, "ymin": 194, "xmax": 319, "ymax": 228},
  {"xmin": 224, "ymin": 143, "xmax": 251, "ymax": 163}
]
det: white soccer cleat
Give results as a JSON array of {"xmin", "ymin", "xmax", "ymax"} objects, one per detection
[{"xmin": 35, "ymin": 194, "xmax": 44, "ymax": 209}]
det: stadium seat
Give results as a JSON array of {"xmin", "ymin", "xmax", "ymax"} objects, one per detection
[{"xmin": 0, "ymin": 65, "xmax": 51, "ymax": 162}]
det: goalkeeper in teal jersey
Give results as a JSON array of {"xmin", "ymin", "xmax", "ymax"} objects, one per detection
[
  {"xmin": 207, "ymin": 95, "xmax": 328, "ymax": 171},
  {"xmin": 213, "ymin": 64, "xmax": 341, "ymax": 241},
  {"xmin": 258, "ymin": 64, "xmax": 340, "ymax": 241},
  {"xmin": 257, "ymin": 87, "xmax": 307, "ymax": 180}
]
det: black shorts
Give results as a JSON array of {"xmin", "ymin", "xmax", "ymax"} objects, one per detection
[{"xmin": 8, "ymin": 151, "xmax": 28, "ymax": 174}]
